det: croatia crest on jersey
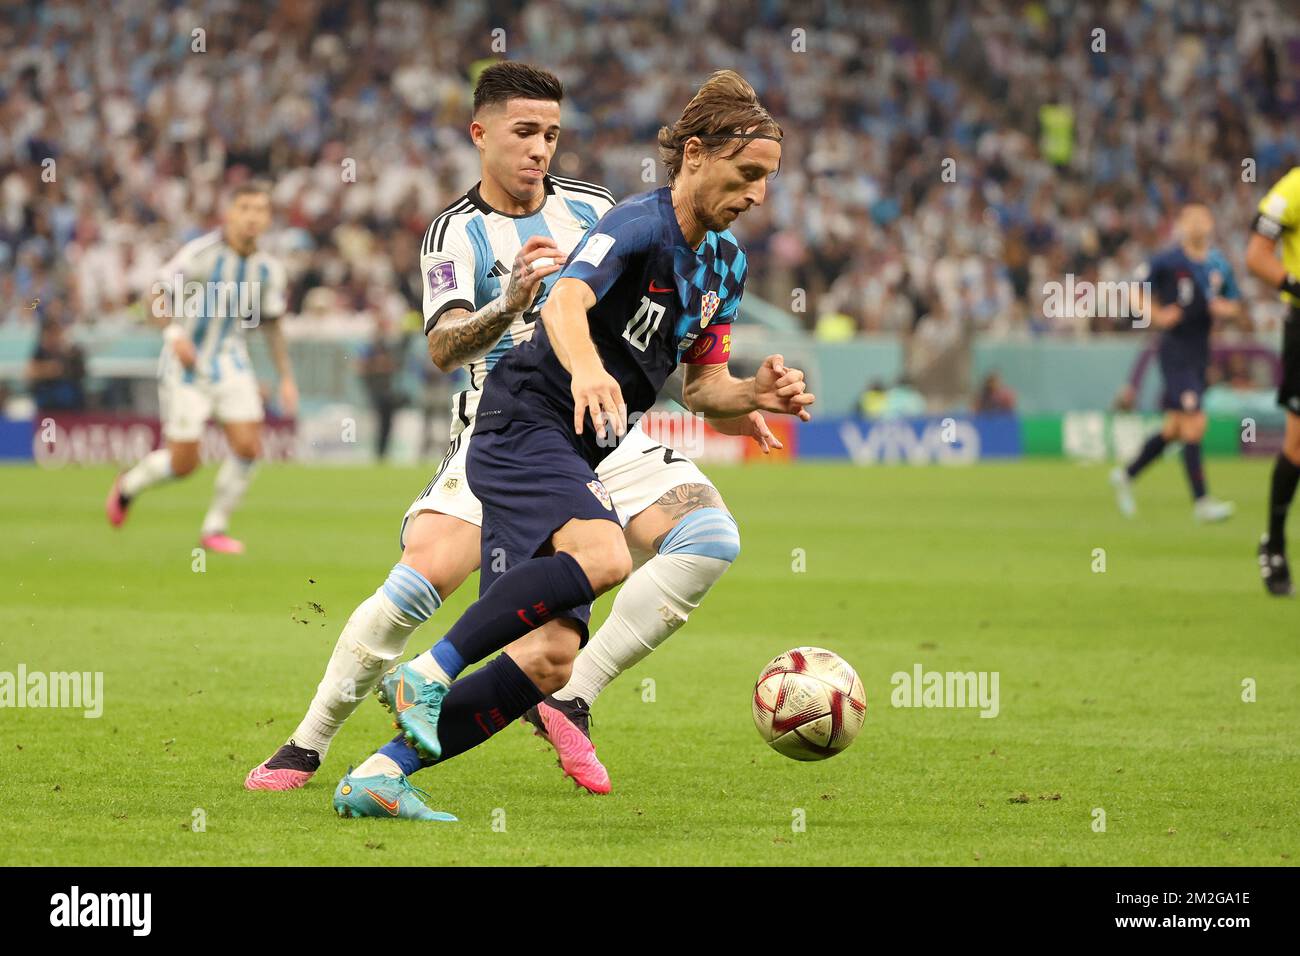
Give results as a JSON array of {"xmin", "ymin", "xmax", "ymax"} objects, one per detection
[
  {"xmin": 586, "ymin": 479, "xmax": 613, "ymax": 511},
  {"xmin": 700, "ymin": 290, "xmax": 721, "ymax": 327}
]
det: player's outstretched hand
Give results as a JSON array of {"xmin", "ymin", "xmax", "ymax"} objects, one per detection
[
  {"xmin": 572, "ymin": 361, "xmax": 626, "ymax": 443},
  {"xmin": 708, "ymin": 410, "xmax": 783, "ymax": 453},
  {"xmin": 503, "ymin": 235, "xmax": 566, "ymax": 314},
  {"xmin": 754, "ymin": 354, "xmax": 814, "ymax": 422}
]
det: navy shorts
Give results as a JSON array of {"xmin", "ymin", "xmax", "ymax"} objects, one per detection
[
  {"xmin": 1158, "ymin": 352, "xmax": 1206, "ymax": 413},
  {"xmin": 467, "ymin": 417, "xmax": 623, "ymax": 639}
]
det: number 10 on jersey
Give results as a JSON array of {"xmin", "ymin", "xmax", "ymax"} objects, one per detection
[{"xmin": 623, "ymin": 296, "xmax": 666, "ymax": 352}]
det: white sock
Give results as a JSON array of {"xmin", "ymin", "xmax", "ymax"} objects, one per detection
[
  {"xmin": 120, "ymin": 448, "xmax": 174, "ymax": 498},
  {"xmin": 558, "ymin": 508, "xmax": 739, "ymax": 703},
  {"xmin": 557, "ymin": 551, "xmax": 734, "ymax": 703},
  {"xmin": 290, "ymin": 567, "xmax": 439, "ymax": 756},
  {"xmin": 201, "ymin": 455, "xmax": 256, "ymax": 536},
  {"xmin": 353, "ymin": 753, "xmax": 403, "ymax": 778},
  {"xmin": 371, "ymin": 562, "xmax": 452, "ymax": 686},
  {"xmin": 409, "ymin": 651, "xmax": 453, "ymax": 686}
]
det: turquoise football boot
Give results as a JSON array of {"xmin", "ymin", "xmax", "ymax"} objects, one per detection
[
  {"xmin": 332, "ymin": 769, "xmax": 456, "ymax": 822},
  {"xmin": 375, "ymin": 662, "xmax": 448, "ymax": 762}
]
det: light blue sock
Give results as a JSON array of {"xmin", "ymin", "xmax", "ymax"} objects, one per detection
[
  {"xmin": 380, "ymin": 563, "xmax": 442, "ymax": 622},
  {"xmin": 657, "ymin": 507, "xmax": 742, "ymax": 561}
]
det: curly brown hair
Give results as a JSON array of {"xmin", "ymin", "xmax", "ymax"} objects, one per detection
[{"xmin": 656, "ymin": 70, "xmax": 782, "ymax": 184}]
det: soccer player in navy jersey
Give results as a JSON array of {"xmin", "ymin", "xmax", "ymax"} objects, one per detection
[
  {"xmin": 1110, "ymin": 205, "xmax": 1242, "ymax": 523},
  {"xmin": 334, "ymin": 70, "xmax": 814, "ymax": 819},
  {"xmin": 254, "ymin": 64, "xmax": 784, "ymax": 809}
]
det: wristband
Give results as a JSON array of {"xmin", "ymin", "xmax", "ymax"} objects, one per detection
[
  {"xmin": 163, "ymin": 324, "xmax": 185, "ymax": 344},
  {"xmin": 1280, "ymin": 274, "xmax": 1300, "ymax": 299}
]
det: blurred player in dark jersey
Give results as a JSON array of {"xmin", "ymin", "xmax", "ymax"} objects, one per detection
[
  {"xmin": 335, "ymin": 70, "xmax": 814, "ymax": 817},
  {"xmin": 1110, "ymin": 205, "xmax": 1241, "ymax": 523},
  {"xmin": 1246, "ymin": 166, "xmax": 1300, "ymax": 596}
]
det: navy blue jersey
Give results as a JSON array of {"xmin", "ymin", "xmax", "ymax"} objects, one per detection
[
  {"xmin": 474, "ymin": 186, "xmax": 747, "ymax": 465},
  {"xmin": 1142, "ymin": 245, "xmax": 1239, "ymax": 363}
]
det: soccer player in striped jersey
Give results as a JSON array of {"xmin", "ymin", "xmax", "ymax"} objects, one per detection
[
  {"xmin": 248, "ymin": 63, "xmax": 777, "ymax": 805},
  {"xmin": 331, "ymin": 69, "xmax": 808, "ymax": 820},
  {"xmin": 106, "ymin": 182, "xmax": 296, "ymax": 554},
  {"xmin": 1247, "ymin": 165, "xmax": 1300, "ymax": 596}
]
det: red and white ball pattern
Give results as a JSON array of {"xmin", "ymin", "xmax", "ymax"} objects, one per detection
[{"xmin": 752, "ymin": 647, "xmax": 867, "ymax": 760}]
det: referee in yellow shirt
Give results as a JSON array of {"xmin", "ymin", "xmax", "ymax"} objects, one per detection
[{"xmin": 1247, "ymin": 166, "xmax": 1300, "ymax": 595}]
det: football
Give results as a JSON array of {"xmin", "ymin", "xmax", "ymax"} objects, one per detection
[{"xmin": 752, "ymin": 647, "xmax": 868, "ymax": 760}]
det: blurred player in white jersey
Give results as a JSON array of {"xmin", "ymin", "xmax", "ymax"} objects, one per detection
[
  {"xmin": 246, "ymin": 63, "xmax": 776, "ymax": 800},
  {"xmin": 106, "ymin": 183, "xmax": 297, "ymax": 554}
]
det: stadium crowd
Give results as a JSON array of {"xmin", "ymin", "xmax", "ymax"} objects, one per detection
[{"xmin": 1, "ymin": 0, "xmax": 1298, "ymax": 344}]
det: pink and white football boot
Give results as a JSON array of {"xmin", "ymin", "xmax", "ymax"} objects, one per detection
[
  {"xmin": 105, "ymin": 474, "xmax": 131, "ymax": 528},
  {"xmin": 201, "ymin": 532, "xmax": 245, "ymax": 554},
  {"xmin": 522, "ymin": 696, "xmax": 611, "ymax": 795},
  {"xmin": 244, "ymin": 741, "xmax": 321, "ymax": 791}
]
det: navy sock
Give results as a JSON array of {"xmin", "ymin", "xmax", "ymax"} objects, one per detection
[
  {"xmin": 1182, "ymin": 442, "xmax": 1206, "ymax": 500},
  {"xmin": 1269, "ymin": 453, "xmax": 1300, "ymax": 551},
  {"xmin": 372, "ymin": 655, "xmax": 544, "ymax": 775},
  {"xmin": 434, "ymin": 654, "xmax": 544, "ymax": 763},
  {"xmin": 1126, "ymin": 432, "xmax": 1168, "ymax": 478},
  {"xmin": 434, "ymin": 552, "xmax": 593, "ymax": 677},
  {"xmin": 377, "ymin": 734, "xmax": 424, "ymax": 776}
]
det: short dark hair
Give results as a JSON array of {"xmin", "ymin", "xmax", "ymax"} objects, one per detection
[
  {"xmin": 473, "ymin": 62, "xmax": 564, "ymax": 115},
  {"xmin": 228, "ymin": 181, "xmax": 271, "ymax": 202}
]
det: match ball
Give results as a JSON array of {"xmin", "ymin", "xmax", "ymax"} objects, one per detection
[{"xmin": 752, "ymin": 647, "xmax": 867, "ymax": 760}]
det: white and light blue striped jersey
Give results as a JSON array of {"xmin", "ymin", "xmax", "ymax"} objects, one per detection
[
  {"xmin": 419, "ymin": 174, "xmax": 615, "ymax": 426},
  {"xmin": 155, "ymin": 229, "xmax": 288, "ymax": 383}
]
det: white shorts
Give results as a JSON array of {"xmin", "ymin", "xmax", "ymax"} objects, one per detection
[
  {"xmin": 399, "ymin": 418, "xmax": 714, "ymax": 548},
  {"xmin": 159, "ymin": 367, "xmax": 264, "ymax": 442}
]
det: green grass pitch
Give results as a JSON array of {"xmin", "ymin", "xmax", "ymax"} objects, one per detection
[{"xmin": 0, "ymin": 459, "xmax": 1296, "ymax": 866}]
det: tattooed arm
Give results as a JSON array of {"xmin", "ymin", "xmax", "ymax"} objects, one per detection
[
  {"xmin": 427, "ymin": 304, "xmax": 511, "ymax": 373},
  {"xmin": 426, "ymin": 235, "xmax": 565, "ymax": 372}
]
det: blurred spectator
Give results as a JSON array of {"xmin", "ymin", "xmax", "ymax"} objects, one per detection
[
  {"xmin": 973, "ymin": 371, "xmax": 1017, "ymax": 414},
  {"xmin": 886, "ymin": 379, "xmax": 928, "ymax": 419},
  {"xmin": 1225, "ymin": 352, "xmax": 1256, "ymax": 390},
  {"xmin": 0, "ymin": 0, "xmax": 1298, "ymax": 347},
  {"xmin": 857, "ymin": 376, "xmax": 926, "ymax": 420},
  {"xmin": 907, "ymin": 298, "xmax": 975, "ymax": 412},
  {"xmin": 357, "ymin": 316, "xmax": 407, "ymax": 460},
  {"xmin": 26, "ymin": 321, "xmax": 86, "ymax": 410},
  {"xmin": 1204, "ymin": 346, "xmax": 1283, "ymax": 417},
  {"xmin": 414, "ymin": 359, "xmax": 456, "ymax": 462},
  {"xmin": 814, "ymin": 309, "xmax": 857, "ymax": 342},
  {"xmin": 856, "ymin": 379, "xmax": 888, "ymax": 420}
]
